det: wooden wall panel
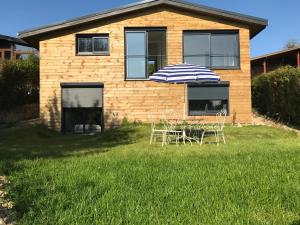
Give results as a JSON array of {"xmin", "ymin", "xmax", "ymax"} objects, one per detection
[{"xmin": 39, "ymin": 7, "xmax": 252, "ymax": 129}]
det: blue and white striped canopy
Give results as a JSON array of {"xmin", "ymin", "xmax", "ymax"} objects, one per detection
[{"xmin": 149, "ymin": 64, "xmax": 220, "ymax": 84}]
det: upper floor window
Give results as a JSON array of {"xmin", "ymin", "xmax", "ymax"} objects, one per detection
[
  {"xmin": 183, "ymin": 31, "xmax": 240, "ymax": 69},
  {"xmin": 125, "ymin": 29, "xmax": 167, "ymax": 79},
  {"xmin": 76, "ymin": 34, "xmax": 109, "ymax": 55}
]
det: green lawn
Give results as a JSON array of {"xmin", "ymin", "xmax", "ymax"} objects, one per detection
[{"xmin": 0, "ymin": 123, "xmax": 299, "ymax": 225}]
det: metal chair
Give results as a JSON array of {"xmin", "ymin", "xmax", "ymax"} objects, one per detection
[
  {"xmin": 148, "ymin": 114, "xmax": 167, "ymax": 145},
  {"xmin": 161, "ymin": 113, "xmax": 184, "ymax": 146},
  {"xmin": 215, "ymin": 109, "xmax": 227, "ymax": 145},
  {"xmin": 200, "ymin": 110, "xmax": 227, "ymax": 146},
  {"xmin": 183, "ymin": 124, "xmax": 202, "ymax": 145}
]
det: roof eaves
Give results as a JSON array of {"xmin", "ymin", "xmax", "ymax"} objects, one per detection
[
  {"xmin": 0, "ymin": 34, "xmax": 31, "ymax": 46},
  {"xmin": 18, "ymin": 0, "xmax": 163, "ymax": 38},
  {"xmin": 251, "ymin": 46, "xmax": 300, "ymax": 61},
  {"xmin": 18, "ymin": 0, "xmax": 267, "ymax": 39},
  {"xmin": 168, "ymin": 0, "xmax": 268, "ymax": 25}
]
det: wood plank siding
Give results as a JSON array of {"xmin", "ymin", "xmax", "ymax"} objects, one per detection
[
  {"xmin": 251, "ymin": 47, "xmax": 300, "ymax": 76},
  {"xmin": 39, "ymin": 7, "xmax": 252, "ymax": 129}
]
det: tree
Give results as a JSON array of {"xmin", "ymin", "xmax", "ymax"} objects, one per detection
[{"xmin": 284, "ymin": 39, "xmax": 300, "ymax": 49}]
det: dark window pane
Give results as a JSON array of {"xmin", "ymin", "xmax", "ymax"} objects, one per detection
[
  {"xmin": 148, "ymin": 31, "xmax": 166, "ymax": 75},
  {"xmin": 148, "ymin": 31, "xmax": 166, "ymax": 57},
  {"xmin": 184, "ymin": 34, "xmax": 210, "ymax": 56},
  {"xmin": 188, "ymin": 85, "xmax": 229, "ymax": 115},
  {"xmin": 77, "ymin": 35, "xmax": 109, "ymax": 54},
  {"xmin": 211, "ymin": 56, "xmax": 238, "ymax": 67},
  {"xmin": 4, "ymin": 51, "xmax": 11, "ymax": 60},
  {"xmin": 63, "ymin": 108, "xmax": 103, "ymax": 133},
  {"xmin": 148, "ymin": 56, "xmax": 166, "ymax": 76},
  {"xmin": 94, "ymin": 37, "xmax": 109, "ymax": 53},
  {"xmin": 78, "ymin": 38, "xmax": 93, "ymax": 53},
  {"xmin": 211, "ymin": 34, "xmax": 238, "ymax": 67},
  {"xmin": 184, "ymin": 32, "xmax": 239, "ymax": 68},
  {"xmin": 189, "ymin": 100, "xmax": 228, "ymax": 115},
  {"xmin": 188, "ymin": 86, "xmax": 228, "ymax": 100},
  {"xmin": 126, "ymin": 32, "xmax": 146, "ymax": 56},
  {"xmin": 184, "ymin": 56, "xmax": 210, "ymax": 67},
  {"xmin": 211, "ymin": 34, "xmax": 238, "ymax": 56},
  {"xmin": 0, "ymin": 52, "xmax": 2, "ymax": 59}
]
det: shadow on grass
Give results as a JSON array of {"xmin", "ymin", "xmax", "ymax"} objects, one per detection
[
  {"xmin": 0, "ymin": 122, "xmax": 147, "ymax": 223},
  {"xmin": 291, "ymin": 220, "xmax": 300, "ymax": 225},
  {"xmin": 0, "ymin": 123, "xmax": 144, "ymax": 174}
]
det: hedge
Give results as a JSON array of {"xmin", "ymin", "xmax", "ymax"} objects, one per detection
[
  {"xmin": 0, "ymin": 55, "xmax": 39, "ymax": 110},
  {"xmin": 252, "ymin": 66, "xmax": 300, "ymax": 125}
]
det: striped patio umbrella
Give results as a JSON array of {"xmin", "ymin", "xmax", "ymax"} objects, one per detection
[
  {"xmin": 149, "ymin": 64, "xmax": 220, "ymax": 83},
  {"xmin": 149, "ymin": 64, "xmax": 220, "ymax": 119}
]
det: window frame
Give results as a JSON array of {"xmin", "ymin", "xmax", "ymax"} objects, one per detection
[
  {"xmin": 4, "ymin": 51, "xmax": 12, "ymax": 60},
  {"xmin": 187, "ymin": 82, "xmax": 230, "ymax": 116},
  {"xmin": 76, "ymin": 34, "xmax": 109, "ymax": 56},
  {"xmin": 183, "ymin": 30, "xmax": 240, "ymax": 70},
  {"xmin": 124, "ymin": 27, "xmax": 167, "ymax": 81},
  {"xmin": 125, "ymin": 30, "xmax": 147, "ymax": 80}
]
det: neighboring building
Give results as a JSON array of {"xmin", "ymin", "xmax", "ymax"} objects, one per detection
[
  {"xmin": 0, "ymin": 34, "xmax": 35, "ymax": 60},
  {"xmin": 19, "ymin": 0, "xmax": 267, "ymax": 133},
  {"xmin": 251, "ymin": 46, "xmax": 300, "ymax": 76}
]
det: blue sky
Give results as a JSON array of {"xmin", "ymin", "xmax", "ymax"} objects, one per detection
[{"xmin": 1, "ymin": 0, "xmax": 299, "ymax": 57}]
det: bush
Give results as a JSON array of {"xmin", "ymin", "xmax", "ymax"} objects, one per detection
[
  {"xmin": 252, "ymin": 66, "xmax": 300, "ymax": 125},
  {"xmin": 0, "ymin": 55, "xmax": 39, "ymax": 110}
]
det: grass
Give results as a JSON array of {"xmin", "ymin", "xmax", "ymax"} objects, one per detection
[{"xmin": 0, "ymin": 123, "xmax": 299, "ymax": 225}]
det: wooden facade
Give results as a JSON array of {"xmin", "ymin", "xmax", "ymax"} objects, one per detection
[
  {"xmin": 0, "ymin": 35, "xmax": 34, "ymax": 60},
  {"xmin": 19, "ymin": 1, "xmax": 267, "ymax": 130},
  {"xmin": 251, "ymin": 47, "xmax": 300, "ymax": 76}
]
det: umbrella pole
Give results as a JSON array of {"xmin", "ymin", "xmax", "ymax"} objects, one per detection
[{"xmin": 183, "ymin": 84, "xmax": 186, "ymax": 121}]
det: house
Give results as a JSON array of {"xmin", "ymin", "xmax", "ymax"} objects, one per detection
[
  {"xmin": 0, "ymin": 34, "xmax": 35, "ymax": 60},
  {"xmin": 251, "ymin": 46, "xmax": 300, "ymax": 76},
  {"xmin": 18, "ymin": 0, "xmax": 267, "ymax": 133}
]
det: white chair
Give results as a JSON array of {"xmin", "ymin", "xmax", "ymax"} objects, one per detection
[
  {"xmin": 215, "ymin": 109, "xmax": 227, "ymax": 145},
  {"xmin": 161, "ymin": 114, "xmax": 182, "ymax": 146},
  {"xmin": 148, "ymin": 114, "xmax": 166, "ymax": 145},
  {"xmin": 187, "ymin": 123, "xmax": 207, "ymax": 145},
  {"xmin": 200, "ymin": 110, "xmax": 227, "ymax": 146}
]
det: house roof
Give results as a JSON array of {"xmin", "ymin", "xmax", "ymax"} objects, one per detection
[
  {"xmin": 251, "ymin": 46, "xmax": 300, "ymax": 62},
  {"xmin": 18, "ymin": 0, "xmax": 268, "ymax": 41},
  {"xmin": 0, "ymin": 34, "xmax": 31, "ymax": 47}
]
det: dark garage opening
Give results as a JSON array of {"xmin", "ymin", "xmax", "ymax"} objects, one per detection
[{"xmin": 61, "ymin": 82, "xmax": 104, "ymax": 134}]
